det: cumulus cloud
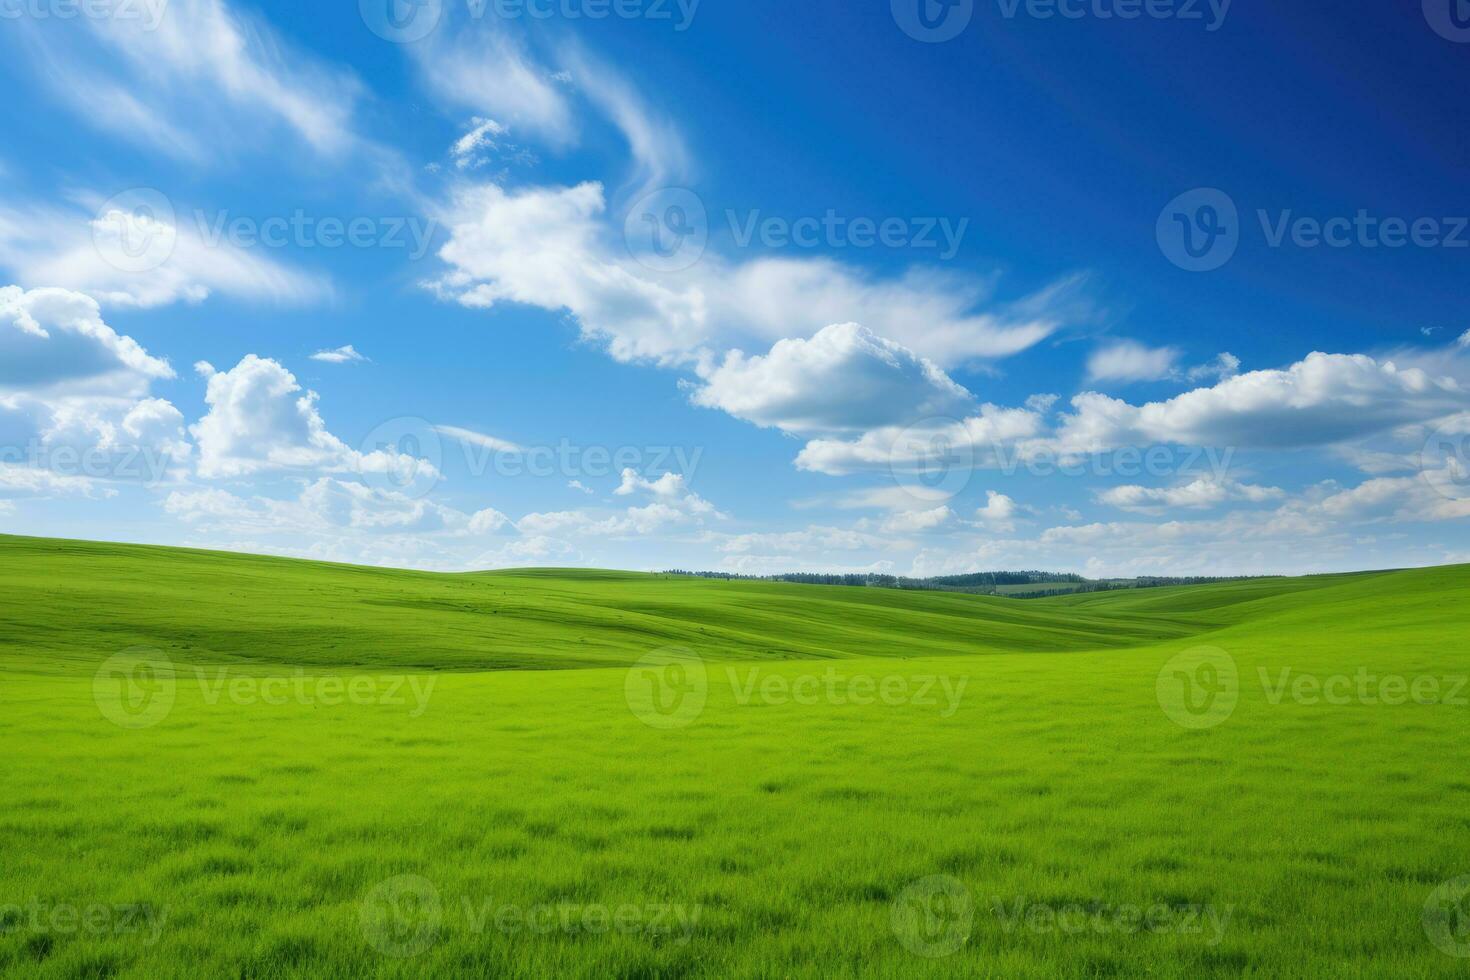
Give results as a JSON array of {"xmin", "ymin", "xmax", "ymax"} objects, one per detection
[
  {"xmin": 689, "ymin": 324, "xmax": 974, "ymax": 435},
  {"xmin": 1056, "ymin": 352, "xmax": 1468, "ymax": 453},
  {"xmin": 0, "ymin": 287, "xmax": 189, "ymax": 489},
  {"xmin": 976, "ymin": 491, "xmax": 1020, "ymax": 530},
  {"xmin": 189, "ymin": 356, "xmax": 430, "ymax": 481},
  {"xmin": 0, "ymin": 286, "xmax": 172, "ymax": 396}
]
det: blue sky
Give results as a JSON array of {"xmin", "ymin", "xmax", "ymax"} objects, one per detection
[{"xmin": 1, "ymin": 0, "xmax": 1469, "ymax": 575}]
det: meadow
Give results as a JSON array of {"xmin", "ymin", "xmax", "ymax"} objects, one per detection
[{"xmin": 1, "ymin": 534, "xmax": 1468, "ymax": 977}]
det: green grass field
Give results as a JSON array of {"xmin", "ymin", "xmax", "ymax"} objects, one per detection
[{"xmin": 2, "ymin": 534, "xmax": 1469, "ymax": 978}]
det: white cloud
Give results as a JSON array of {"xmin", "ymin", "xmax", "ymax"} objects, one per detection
[
  {"xmin": 518, "ymin": 467, "xmax": 721, "ymax": 537},
  {"xmin": 709, "ymin": 526, "xmax": 874, "ymax": 555},
  {"xmin": 1098, "ymin": 477, "xmax": 1285, "ymax": 513},
  {"xmin": 976, "ymin": 491, "xmax": 1019, "ymax": 529},
  {"xmin": 1086, "ymin": 341, "xmax": 1180, "ymax": 383},
  {"xmin": 876, "ymin": 505, "xmax": 956, "ymax": 534},
  {"xmin": 190, "ymin": 356, "xmax": 431, "ymax": 481},
  {"xmin": 416, "ymin": 32, "xmax": 576, "ymax": 146},
  {"xmin": 15, "ymin": 0, "xmax": 361, "ymax": 161},
  {"xmin": 559, "ymin": 44, "xmax": 691, "ymax": 197},
  {"xmin": 1056, "ymin": 352, "xmax": 1469, "ymax": 453},
  {"xmin": 0, "ymin": 196, "xmax": 331, "ymax": 309},
  {"xmin": 1186, "ymin": 352, "xmax": 1241, "ymax": 383},
  {"xmin": 795, "ymin": 405, "xmax": 1046, "ymax": 476},
  {"xmin": 0, "ymin": 286, "xmax": 172, "ymax": 396},
  {"xmin": 452, "ymin": 117, "xmax": 507, "ymax": 166},
  {"xmin": 434, "ymin": 424, "xmax": 524, "ymax": 454},
  {"xmin": 427, "ymin": 180, "xmax": 1083, "ymax": 370},
  {"xmin": 0, "ymin": 286, "xmax": 189, "ymax": 490},
  {"xmin": 310, "ymin": 345, "xmax": 367, "ymax": 364},
  {"xmin": 690, "ymin": 323, "xmax": 974, "ymax": 435}
]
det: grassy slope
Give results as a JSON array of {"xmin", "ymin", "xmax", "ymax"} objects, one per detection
[
  {"xmin": 0, "ymin": 535, "xmax": 1216, "ymax": 673},
  {"xmin": 2, "ymin": 535, "xmax": 1469, "ymax": 978}
]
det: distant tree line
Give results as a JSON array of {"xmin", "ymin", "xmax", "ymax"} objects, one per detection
[{"xmin": 660, "ymin": 569, "xmax": 1273, "ymax": 598}]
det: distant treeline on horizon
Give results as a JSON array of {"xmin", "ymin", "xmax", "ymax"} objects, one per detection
[{"xmin": 659, "ymin": 569, "xmax": 1275, "ymax": 599}]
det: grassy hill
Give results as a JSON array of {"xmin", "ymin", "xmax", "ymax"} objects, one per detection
[
  {"xmin": 2, "ymin": 535, "xmax": 1468, "ymax": 978},
  {"xmin": 1, "ymin": 534, "xmax": 1460, "ymax": 674}
]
